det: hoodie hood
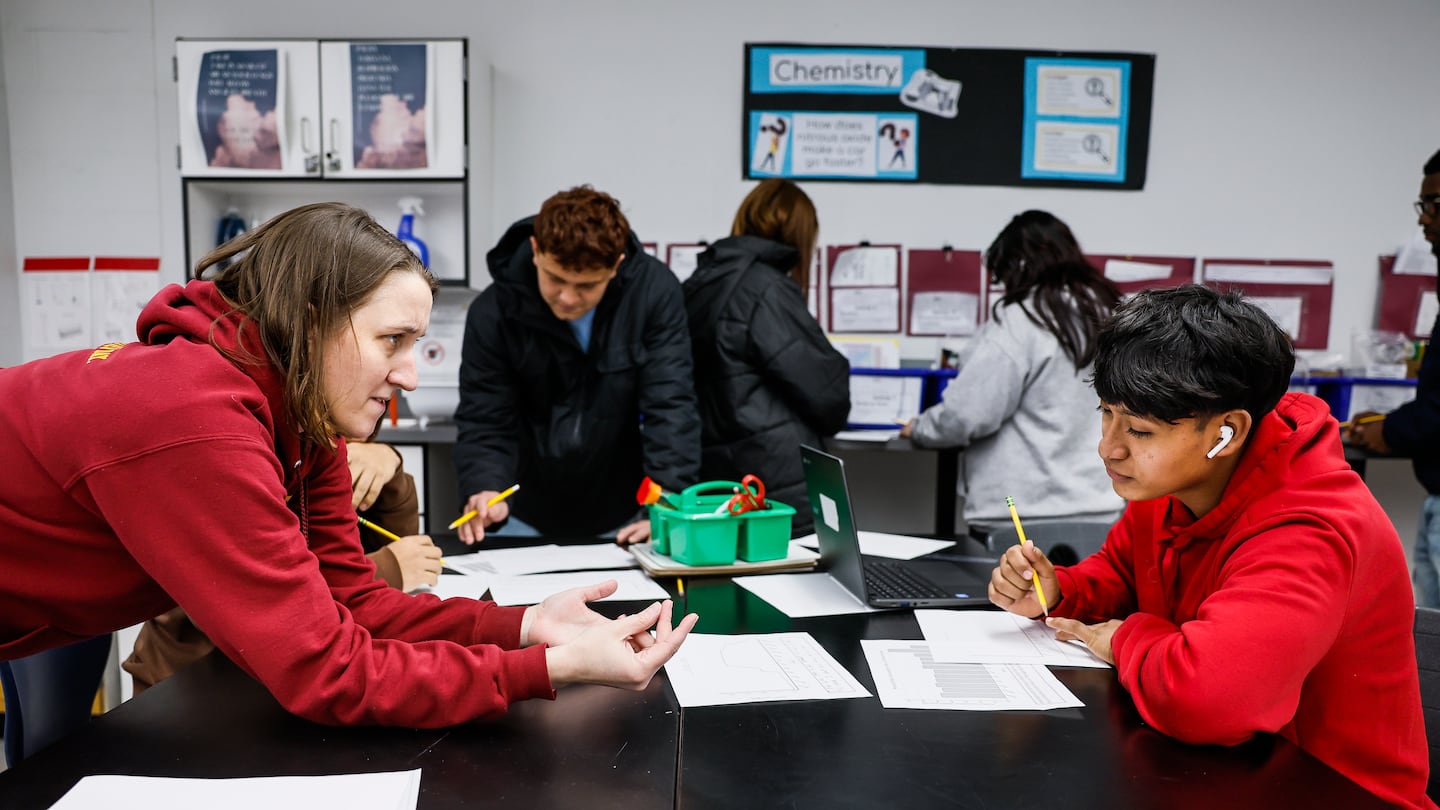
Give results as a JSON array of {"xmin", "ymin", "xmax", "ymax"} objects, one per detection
[
  {"xmin": 686, "ymin": 235, "xmax": 797, "ymax": 293},
  {"xmin": 137, "ymin": 280, "xmax": 308, "ymax": 481}
]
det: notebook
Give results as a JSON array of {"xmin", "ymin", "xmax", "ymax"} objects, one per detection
[{"xmin": 800, "ymin": 445, "xmax": 993, "ymax": 608}]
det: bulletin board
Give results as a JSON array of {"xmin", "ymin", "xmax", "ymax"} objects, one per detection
[
  {"xmin": 906, "ymin": 248, "xmax": 982, "ymax": 336},
  {"xmin": 743, "ymin": 43, "xmax": 1155, "ymax": 189},
  {"xmin": 826, "ymin": 244, "xmax": 902, "ymax": 333},
  {"xmin": 1201, "ymin": 259, "xmax": 1334, "ymax": 350},
  {"xmin": 1377, "ymin": 254, "xmax": 1438, "ymax": 340}
]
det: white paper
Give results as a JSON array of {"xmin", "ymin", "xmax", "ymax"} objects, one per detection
[
  {"xmin": 899, "ymin": 68, "xmax": 961, "ymax": 118},
  {"xmin": 910, "ymin": 291, "xmax": 979, "ymax": 335},
  {"xmin": 832, "ymin": 429, "xmax": 900, "ymax": 443},
  {"xmin": 415, "ymin": 575, "xmax": 493, "ymax": 601},
  {"xmin": 914, "ymin": 610, "xmax": 1109, "ymax": 668},
  {"xmin": 50, "ymin": 769, "xmax": 421, "ymax": 810},
  {"xmin": 794, "ymin": 531, "xmax": 956, "ymax": 561},
  {"xmin": 848, "ymin": 375, "xmax": 921, "ymax": 424},
  {"xmin": 1203, "ymin": 263, "xmax": 1333, "ymax": 285},
  {"xmin": 443, "ymin": 543, "xmax": 636, "ymax": 578},
  {"xmin": 830, "ymin": 246, "xmax": 899, "ymax": 287},
  {"xmin": 1418, "ymin": 294, "xmax": 1438, "ymax": 337},
  {"xmin": 790, "ymin": 113, "xmax": 878, "ymax": 177},
  {"xmin": 664, "ymin": 632, "xmax": 871, "ymax": 707},
  {"xmin": 1031, "ymin": 122, "xmax": 1121, "ymax": 176},
  {"xmin": 829, "ymin": 337, "xmax": 900, "ymax": 368},
  {"xmin": 733, "ymin": 572, "xmax": 880, "ymax": 618},
  {"xmin": 1103, "ymin": 259, "xmax": 1174, "ymax": 283},
  {"xmin": 1247, "ymin": 295, "xmax": 1303, "ymax": 339},
  {"xmin": 91, "ymin": 270, "xmax": 159, "ymax": 344},
  {"xmin": 666, "ymin": 244, "xmax": 706, "ymax": 283},
  {"xmin": 861, "ymin": 640, "xmax": 1083, "ymax": 711},
  {"xmin": 1035, "ymin": 65, "xmax": 1124, "ymax": 118},
  {"xmin": 487, "ymin": 569, "xmax": 668, "ymax": 607},
  {"xmin": 831, "ymin": 287, "xmax": 899, "ymax": 332},
  {"xmin": 1395, "ymin": 229, "xmax": 1439, "ymax": 276},
  {"xmin": 23, "ymin": 269, "xmax": 92, "ymax": 355}
]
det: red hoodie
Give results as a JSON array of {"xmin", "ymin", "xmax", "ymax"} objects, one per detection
[
  {"xmin": 1053, "ymin": 392, "xmax": 1433, "ymax": 809},
  {"xmin": 0, "ymin": 281, "xmax": 553, "ymax": 726}
]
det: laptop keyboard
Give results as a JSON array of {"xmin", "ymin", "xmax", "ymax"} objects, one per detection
[{"xmin": 864, "ymin": 561, "xmax": 951, "ymax": 600}]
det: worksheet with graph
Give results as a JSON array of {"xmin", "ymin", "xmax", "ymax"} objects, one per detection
[{"xmin": 860, "ymin": 640, "xmax": 1083, "ymax": 711}]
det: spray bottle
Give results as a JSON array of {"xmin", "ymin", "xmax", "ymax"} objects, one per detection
[{"xmin": 396, "ymin": 197, "xmax": 429, "ymax": 267}]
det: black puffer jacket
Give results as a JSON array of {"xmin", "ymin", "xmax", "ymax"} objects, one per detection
[
  {"xmin": 455, "ymin": 217, "xmax": 700, "ymax": 535},
  {"xmin": 683, "ymin": 236, "xmax": 850, "ymax": 535}
]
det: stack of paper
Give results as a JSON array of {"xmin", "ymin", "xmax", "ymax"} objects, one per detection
[{"xmin": 50, "ymin": 769, "xmax": 421, "ymax": 810}]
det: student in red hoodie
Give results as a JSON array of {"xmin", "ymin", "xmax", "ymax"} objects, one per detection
[
  {"xmin": 989, "ymin": 284, "xmax": 1434, "ymax": 809},
  {"xmin": 0, "ymin": 202, "xmax": 696, "ymax": 728}
]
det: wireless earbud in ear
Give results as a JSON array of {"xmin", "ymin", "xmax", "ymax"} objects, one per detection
[{"xmin": 1206, "ymin": 425, "xmax": 1235, "ymax": 459}]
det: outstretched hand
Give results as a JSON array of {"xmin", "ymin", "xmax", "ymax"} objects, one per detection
[
  {"xmin": 1046, "ymin": 617, "xmax": 1121, "ymax": 665},
  {"xmin": 544, "ymin": 600, "xmax": 698, "ymax": 690}
]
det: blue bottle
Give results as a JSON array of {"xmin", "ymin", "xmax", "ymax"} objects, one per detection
[{"xmin": 396, "ymin": 197, "xmax": 429, "ymax": 267}]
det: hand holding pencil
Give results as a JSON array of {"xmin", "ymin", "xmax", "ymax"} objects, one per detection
[
  {"xmin": 987, "ymin": 496, "xmax": 1059, "ymax": 620},
  {"xmin": 1342, "ymin": 411, "xmax": 1391, "ymax": 454},
  {"xmin": 452, "ymin": 484, "xmax": 520, "ymax": 545}
]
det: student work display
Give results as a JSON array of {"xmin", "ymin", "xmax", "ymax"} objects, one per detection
[{"xmin": 743, "ymin": 43, "xmax": 1155, "ymax": 189}]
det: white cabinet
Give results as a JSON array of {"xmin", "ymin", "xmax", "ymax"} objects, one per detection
[
  {"xmin": 174, "ymin": 38, "xmax": 471, "ymax": 284},
  {"xmin": 176, "ymin": 38, "xmax": 465, "ymax": 179}
]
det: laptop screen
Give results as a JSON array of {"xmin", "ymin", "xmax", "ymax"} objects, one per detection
[{"xmin": 800, "ymin": 445, "xmax": 870, "ymax": 602}]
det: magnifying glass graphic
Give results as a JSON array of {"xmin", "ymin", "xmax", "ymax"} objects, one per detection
[
  {"xmin": 1085, "ymin": 77, "xmax": 1113, "ymax": 106},
  {"xmin": 1082, "ymin": 134, "xmax": 1110, "ymax": 163}
]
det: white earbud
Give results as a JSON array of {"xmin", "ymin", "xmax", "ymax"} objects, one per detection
[{"xmin": 1206, "ymin": 425, "xmax": 1235, "ymax": 459}]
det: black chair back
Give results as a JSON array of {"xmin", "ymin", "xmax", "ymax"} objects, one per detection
[{"xmin": 1416, "ymin": 606, "xmax": 1440, "ymax": 800}]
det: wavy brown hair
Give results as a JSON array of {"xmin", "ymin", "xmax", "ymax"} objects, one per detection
[
  {"xmin": 533, "ymin": 186, "xmax": 630, "ymax": 270},
  {"xmin": 731, "ymin": 178, "xmax": 817, "ymax": 290},
  {"xmin": 194, "ymin": 202, "xmax": 436, "ymax": 447}
]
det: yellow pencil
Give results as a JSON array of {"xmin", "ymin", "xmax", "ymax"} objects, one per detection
[
  {"xmin": 358, "ymin": 516, "xmax": 447, "ymax": 566},
  {"xmin": 1337, "ymin": 414, "xmax": 1386, "ymax": 430},
  {"xmin": 1006, "ymin": 495, "xmax": 1048, "ymax": 617},
  {"xmin": 449, "ymin": 484, "xmax": 521, "ymax": 529},
  {"xmin": 357, "ymin": 515, "xmax": 402, "ymax": 543},
  {"xmin": 677, "ymin": 576, "xmax": 685, "ymax": 597}
]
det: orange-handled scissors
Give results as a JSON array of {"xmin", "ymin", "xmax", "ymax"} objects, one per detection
[{"xmin": 726, "ymin": 474, "xmax": 768, "ymax": 515}]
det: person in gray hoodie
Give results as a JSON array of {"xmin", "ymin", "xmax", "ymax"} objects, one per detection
[{"xmin": 904, "ymin": 210, "xmax": 1124, "ymax": 535}]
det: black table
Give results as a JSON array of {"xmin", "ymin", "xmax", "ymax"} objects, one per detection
[{"xmin": 0, "ymin": 574, "xmax": 1389, "ymax": 809}]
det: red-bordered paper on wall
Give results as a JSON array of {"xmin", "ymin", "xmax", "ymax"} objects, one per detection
[
  {"xmin": 1201, "ymin": 258, "xmax": 1334, "ymax": 350},
  {"xmin": 826, "ymin": 243, "xmax": 902, "ymax": 334},
  {"xmin": 906, "ymin": 247, "xmax": 981, "ymax": 336}
]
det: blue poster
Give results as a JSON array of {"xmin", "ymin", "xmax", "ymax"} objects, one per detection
[
  {"xmin": 1021, "ymin": 58, "xmax": 1131, "ymax": 183},
  {"xmin": 351, "ymin": 43, "xmax": 429, "ymax": 170},
  {"xmin": 196, "ymin": 49, "xmax": 280, "ymax": 170}
]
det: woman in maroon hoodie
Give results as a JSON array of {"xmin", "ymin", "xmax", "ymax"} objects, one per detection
[{"xmin": 0, "ymin": 202, "xmax": 695, "ymax": 728}]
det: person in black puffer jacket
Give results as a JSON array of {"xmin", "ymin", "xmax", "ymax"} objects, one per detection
[{"xmin": 683, "ymin": 179, "xmax": 850, "ymax": 536}]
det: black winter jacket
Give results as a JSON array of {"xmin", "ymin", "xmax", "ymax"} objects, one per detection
[
  {"xmin": 683, "ymin": 236, "xmax": 850, "ymax": 535},
  {"xmin": 455, "ymin": 217, "xmax": 700, "ymax": 535}
]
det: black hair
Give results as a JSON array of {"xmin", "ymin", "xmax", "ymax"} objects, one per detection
[
  {"xmin": 1092, "ymin": 284, "xmax": 1296, "ymax": 425},
  {"xmin": 985, "ymin": 210, "xmax": 1122, "ymax": 367},
  {"xmin": 1425, "ymin": 149, "xmax": 1440, "ymax": 176}
]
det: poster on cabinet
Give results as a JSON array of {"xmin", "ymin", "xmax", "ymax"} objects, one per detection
[
  {"xmin": 350, "ymin": 43, "xmax": 432, "ymax": 170},
  {"xmin": 195, "ymin": 49, "xmax": 284, "ymax": 170}
]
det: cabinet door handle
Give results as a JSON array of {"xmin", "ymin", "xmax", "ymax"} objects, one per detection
[
  {"xmin": 326, "ymin": 118, "xmax": 342, "ymax": 172},
  {"xmin": 301, "ymin": 117, "xmax": 319, "ymax": 174}
]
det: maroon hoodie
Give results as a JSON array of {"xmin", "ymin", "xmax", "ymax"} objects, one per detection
[
  {"xmin": 1054, "ymin": 392, "xmax": 1434, "ymax": 809},
  {"xmin": 0, "ymin": 280, "xmax": 553, "ymax": 726}
]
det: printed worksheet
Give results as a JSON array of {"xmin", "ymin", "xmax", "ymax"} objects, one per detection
[
  {"xmin": 861, "ymin": 640, "xmax": 1083, "ymax": 711},
  {"xmin": 664, "ymin": 632, "xmax": 871, "ymax": 707},
  {"xmin": 915, "ymin": 610, "xmax": 1110, "ymax": 668},
  {"xmin": 444, "ymin": 543, "xmax": 637, "ymax": 577}
]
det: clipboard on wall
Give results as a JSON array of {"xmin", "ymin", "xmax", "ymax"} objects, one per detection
[
  {"xmin": 1088, "ymin": 253, "xmax": 1195, "ymax": 296},
  {"xmin": 906, "ymin": 247, "xmax": 981, "ymax": 336},
  {"xmin": 1377, "ymin": 254, "xmax": 1438, "ymax": 340},
  {"xmin": 826, "ymin": 244, "xmax": 902, "ymax": 334},
  {"xmin": 1200, "ymin": 259, "xmax": 1334, "ymax": 350}
]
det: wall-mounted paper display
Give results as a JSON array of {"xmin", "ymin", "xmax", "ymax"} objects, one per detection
[
  {"xmin": 1201, "ymin": 259, "xmax": 1334, "ymax": 350},
  {"xmin": 1377, "ymin": 240, "xmax": 1438, "ymax": 340},
  {"xmin": 907, "ymin": 248, "xmax": 981, "ymax": 336},
  {"xmin": 665, "ymin": 243, "xmax": 708, "ymax": 284},
  {"xmin": 21, "ymin": 257, "xmax": 91, "ymax": 360},
  {"xmin": 826, "ymin": 244, "xmax": 901, "ymax": 333},
  {"xmin": 91, "ymin": 257, "xmax": 161, "ymax": 345},
  {"xmin": 1088, "ymin": 254, "xmax": 1196, "ymax": 297}
]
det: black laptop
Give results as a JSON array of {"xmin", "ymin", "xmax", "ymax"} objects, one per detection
[{"xmin": 801, "ymin": 445, "xmax": 994, "ymax": 608}]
